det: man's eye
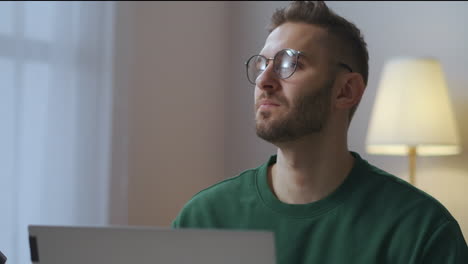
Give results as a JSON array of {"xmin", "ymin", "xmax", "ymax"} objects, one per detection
[
  {"xmin": 281, "ymin": 62, "xmax": 296, "ymax": 68},
  {"xmin": 290, "ymin": 62, "xmax": 302, "ymax": 69}
]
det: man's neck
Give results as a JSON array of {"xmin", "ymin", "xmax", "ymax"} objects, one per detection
[{"xmin": 268, "ymin": 133, "xmax": 355, "ymax": 204}]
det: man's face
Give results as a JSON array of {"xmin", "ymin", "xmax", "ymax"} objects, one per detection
[{"xmin": 254, "ymin": 22, "xmax": 337, "ymax": 143}]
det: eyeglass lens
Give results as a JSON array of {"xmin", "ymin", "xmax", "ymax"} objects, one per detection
[{"xmin": 246, "ymin": 49, "xmax": 298, "ymax": 85}]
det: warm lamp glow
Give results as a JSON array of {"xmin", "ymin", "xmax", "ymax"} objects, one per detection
[
  {"xmin": 366, "ymin": 57, "xmax": 461, "ymax": 157},
  {"xmin": 366, "ymin": 144, "xmax": 461, "ymax": 156}
]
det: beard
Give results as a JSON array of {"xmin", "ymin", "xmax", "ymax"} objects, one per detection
[{"xmin": 255, "ymin": 76, "xmax": 335, "ymax": 143}]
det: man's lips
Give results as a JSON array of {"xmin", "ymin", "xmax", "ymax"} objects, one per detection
[
  {"xmin": 259, "ymin": 100, "xmax": 280, "ymax": 106},
  {"xmin": 257, "ymin": 100, "xmax": 280, "ymax": 110}
]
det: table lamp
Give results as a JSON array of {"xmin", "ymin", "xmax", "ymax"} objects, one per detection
[{"xmin": 365, "ymin": 57, "xmax": 461, "ymax": 185}]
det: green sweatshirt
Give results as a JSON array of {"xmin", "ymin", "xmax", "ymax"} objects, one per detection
[{"xmin": 172, "ymin": 152, "xmax": 468, "ymax": 263}]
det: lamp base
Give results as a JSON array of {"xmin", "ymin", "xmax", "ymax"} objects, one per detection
[{"xmin": 408, "ymin": 146, "xmax": 416, "ymax": 185}]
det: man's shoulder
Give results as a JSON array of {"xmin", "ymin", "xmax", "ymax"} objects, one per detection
[
  {"xmin": 360, "ymin": 158, "xmax": 455, "ymax": 223},
  {"xmin": 181, "ymin": 164, "xmax": 261, "ymax": 208},
  {"xmin": 357, "ymin": 158, "xmax": 468, "ymax": 261},
  {"xmin": 172, "ymin": 164, "xmax": 263, "ymax": 228}
]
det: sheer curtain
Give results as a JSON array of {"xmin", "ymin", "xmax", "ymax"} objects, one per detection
[{"xmin": 0, "ymin": 2, "xmax": 115, "ymax": 263}]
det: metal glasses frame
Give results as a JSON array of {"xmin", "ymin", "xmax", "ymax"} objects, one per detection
[{"xmin": 245, "ymin": 48, "xmax": 353, "ymax": 85}]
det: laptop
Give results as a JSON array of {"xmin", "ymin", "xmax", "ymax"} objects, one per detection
[
  {"xmin": 28, "ymin": 225, "xmax": 276, "ymax": 264},
  {"xmin": 0, "ymin": 250, "xmax": 6, "ymax": 264}
]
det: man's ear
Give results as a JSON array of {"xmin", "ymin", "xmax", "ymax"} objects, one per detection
[{"xmin": 335, "ymin": 73, "xmax": 365, "ymax": 110}]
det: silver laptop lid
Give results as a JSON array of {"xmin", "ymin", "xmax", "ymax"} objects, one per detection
[{"xmin": 28, "ymin": 225, "xmax": 276, "ymax": 264}]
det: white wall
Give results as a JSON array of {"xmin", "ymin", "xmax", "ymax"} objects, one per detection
[{"xmin": 111, "ymin": 1, "xmax": 468, "ymax": 237}]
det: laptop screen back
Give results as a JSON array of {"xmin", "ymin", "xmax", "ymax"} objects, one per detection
[{"xmin": 28, "ymin": 225, "xmax": 276, "ymax": 264}]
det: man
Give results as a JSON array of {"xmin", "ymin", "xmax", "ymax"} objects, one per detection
[{"xmin": 172, "ymin": 1, "xmax": 468, "ymax": 263}]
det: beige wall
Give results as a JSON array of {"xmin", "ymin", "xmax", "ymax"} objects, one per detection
[
  {"xmin": 113, "ymin": 2, "xmax": 228, "ymax": 226},
  {"xmin": 112, "ymin": 1, "xmax": 468, "ymax": 237}
]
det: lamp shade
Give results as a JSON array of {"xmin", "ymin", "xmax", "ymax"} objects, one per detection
[{"xmin": 366, "ymin": 57, "xmax": 461, "ymax": 156}]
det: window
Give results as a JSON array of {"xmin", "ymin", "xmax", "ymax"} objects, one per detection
[{"xmin": 0, "ymin": 2, "xmax": 115, "ymax": 263}]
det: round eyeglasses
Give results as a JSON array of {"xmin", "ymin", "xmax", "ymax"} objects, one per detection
[{"xmin": 245, "ymin": 48, "xmax": 353, "ymax": 85}]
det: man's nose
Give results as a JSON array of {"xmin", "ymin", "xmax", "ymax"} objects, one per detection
[{"xmin": 256, "ymin": 61, "xmax": 281, "ymax": 93}]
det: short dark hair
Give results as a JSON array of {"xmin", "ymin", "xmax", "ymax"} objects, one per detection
[{"xmin": 268, "ymin": 1, "xmax": 369, "ymax": 122}]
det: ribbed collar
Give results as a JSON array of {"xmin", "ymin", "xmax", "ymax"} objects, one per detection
[{"xmin": 255, "ymin": 151, "xmax": 366, "ymax": 218}]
